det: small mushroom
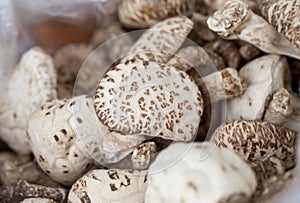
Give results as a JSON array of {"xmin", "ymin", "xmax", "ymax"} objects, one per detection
[
  {"xmin": 0, "ymin": 47, "xmax": 57, "ymax": 154},
  {"xmin": 145, "ymin": 142, "xmax": 257, "ymax": 203},
  {"xmin": 0, "ymin": 179, "xmax": 67, "ymax": 203},
  {"xmin": 123, "ymin": 16, "xmax": 194, "ymax": 64},
  {"xmin": 264, "ymin": 88, "xmax": 293, "ymax": 125},
  {"xmin": 259, "ymin": 0, "xmax": 300, "ymax": 49},
  {"xmin": 118, "ymin": 0, "xmax": 194, "ymax": 28},
  {"xmin": 68, "ymin": 169, "xmax": 147, "ymax": 203},
  {"xmin": 239, "ymin": 43, "xmax": 261, "ymax": 62},
  {"xmin": 198, "ymin": 67, "xmax": 248, "ymax": 103},
  {"xmin": 204, "ymin": 39, "xmax": 241, "ymax": 69},
  {"xmin": 94, "ymin": 59, "xmax": 204, "ymax": 141},
  {"xmin": 212, "ymin": 120, "xmax": 298, "ymax": 170},
  {"xmin": 131, "ymin": 141, "xmax": 158, "ymax": 170},
  {"xmin": 226, "ymin": 55, "xmax": 290, "ymax": 120},
  {"xmin": 27, "ymin": 95, "xmax": 143, "ymax": 185},
  {"xmin": 207, "ymin": 0, "xmax": 300, "ymax": 60}
]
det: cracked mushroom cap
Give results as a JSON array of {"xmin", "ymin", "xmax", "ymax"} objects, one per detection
[
  {"xmin": 123, "ymin": 16, "xmax": 194, "ymax": 64},
  {"xmin": 145, "ymin": 142, "xmax": 257, "ymax": 203},
  {"xmin": 94, "ymin": 59, "xmax": 203, "ymax": 141},
  {"xmin": 27, "ymin": 95, "xmax": 143, "ymax": 185},
  {"xmin": 118, "ymin": 0, "xmax": 194, "ymax": 28},
  {"xmin": 0, "ymin": 47, "xmax": 57, "ymax": 154},
  {"xmin": 212, "ymin": 120, "xmax": 298, "ymax": 169},
  {"xmin": 68, "ymin": 169, "xmax": 147, "ymax": 203},
  {"xmin": 207, "ymin": 0, "xmax": 249, "ymax": 37}
]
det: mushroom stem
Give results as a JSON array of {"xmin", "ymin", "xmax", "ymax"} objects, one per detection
[
  {"xmin": 207, "ymin": 0, "xmax": 300, "ymax": 60},
  {"xmin": 264, "ymin": 88, "xmax": 293, "ymax": 125},
  {"xmin": 200, "ymin": 68, "xmax": 247, "ymax": 103}
]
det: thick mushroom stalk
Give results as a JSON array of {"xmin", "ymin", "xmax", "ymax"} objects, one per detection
[
  {"xmin": 212, "ymin": 120, "xmax": 298, "ymax": 170},
  {"xmin": 207, "ymin": 0, "xmax": 300, "ymax": 60},
  {"xmin": 0, "ymin": 47, "xmax": 57, "ymax": 154},
  {"xmin": 259, "ymin": 0, "xmax": 300, "ymax": 49},
  {"xmin": 199, "ymin": 68, "xmax": 248, "ymax": 103},
  {"xmin": 145, "ymin": 142, "xmax": 257, "ymax": 203},
  {"xmin": 94, "ymin": 59, "xmax": 204, "ymax": 142},
  {"xmin": 118, "ymin": 0, "xmax": 194, "ymax": 28},
  {"xmin": 68, "ymin": 169, "xmax": 147, "ymax": 203},
  {"xmin": 227, "ymin": 55, "xmax": 290, "ymax": 121},
  {"xmin": 27, "ymin": 96, "xmax": 143, "ymax": 185},
  {"xmin": 264, "ymin": 88, "xmax": 293, "ymax": 125},
  {"xmin": 123, "ymin": 16, "xmax": 194, "ymax": 64}
]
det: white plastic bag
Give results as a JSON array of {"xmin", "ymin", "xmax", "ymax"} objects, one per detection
[{"xmin": 0, "ymin": 0, "xmax": 120, "ymax": 91}]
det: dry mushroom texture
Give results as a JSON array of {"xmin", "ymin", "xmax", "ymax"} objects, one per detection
[
  {"xmin": 199, "ymin": 67, "xmax": 247, "ymax": 103},
  {"xmin": 226, "ymin": 55, "xmax": 289, "ymax": 121},
  {"xmin": 259, "ymin": 0, "xmax": 300, "ymax": 49},
  {"xmin": 145, "ymin": 142, "xmax": 257, "ymax": 203},
  {"xmin": 264, "ymin": 88, "xmax": 293, "ymax": 125},
  {"xmin": 118, "ymin": 0, "xmax": 194, "ymax": 28},
  {"xmin": 212, "ymin": 120, "xmax": 298, "ymax": 170},
  {"xmin": 94, "ymin": 59, "xmax": 204, "ymax": 141},
  {"xmin": 68, "ymin": 169, "xmax": 147, "ymax": 203},
  {"xmin": 123, "ymin": 16, "xmax": 194, "ymax": 64},
  {"xmin": 207, "ymin": 0, "xmax": 300, "ymax": 60},
  {"xmin": 131, "ymin": 141, "xmax": 158, "ymax": 170},
  {"xmin": 0, "ymin": 47, "xmax": 57, "ymax": 154},
  {"xmin": 0, "ymin": 179, "xmax": 67, "ymax": 203},
  {"xmin": 27, "ymin": 95, "xmax": 143, "ymax": 185}
]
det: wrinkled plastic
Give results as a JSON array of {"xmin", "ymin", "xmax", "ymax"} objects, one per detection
[{"xmin": 0, "ymin": 0, "xmax": 120, "ymax": 91}]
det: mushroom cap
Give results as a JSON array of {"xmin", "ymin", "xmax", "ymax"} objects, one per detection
[
  {"xmin": 212, "ymin": 120, "xmax": 298, "ymax": 169},
  {"xmin": 123, "ymin": 16, "xmax": 194, "ymax": 64},
  {"xmin": 68, "ymin": 169, "xmax": 147, "ymax": 203},
  {"xmin": 145, "ymin": 142, "xmax": 257, "ymax": 203},
  {"xmin": 27, "ymin": 95, "xmax": 143, "ymax": 185},
  {"xmin": 0, "ymin": 47, "xmax": 57, "ymax": 154},
  {"xmin": 118, "ymin": 0, "xmax": 194, "ymax": 28},
  {"xmin": 207, "ymin": 0, "xmax": 249, "ymax": 37},
  {"xmin": 94, "ymin": 59, "xmax": 203, "ymax": 141}
]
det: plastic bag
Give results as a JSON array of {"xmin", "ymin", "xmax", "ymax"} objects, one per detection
[{"xmin": 0, "ymin": 0, "xmax": 120, "ymax": 91}]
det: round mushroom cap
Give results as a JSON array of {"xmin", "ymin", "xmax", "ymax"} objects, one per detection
[
  {"xmin": 94, "ymin": 59, "xmax": 203, "ymax": 141},
  {"xmin": 145, "ymin": 142, "xmax": 257, "ymax": 203},
  {"xmin": 0, "ymin": 47, "xmax": 57, "ymax": 154},
  {"xmin": 212, "ymin": 120, "xmax": 298, "ymax": 169},
  {"xmin": 207, "ymin": 0, "xmax": 249, "ymax": 37},
  {"xmin": 118, "ymin": 0, "xmax": 194, "ymax": 28},
  {"xmin": 68, "ymin": 169, "xmax": 147, "ymax": 203}
]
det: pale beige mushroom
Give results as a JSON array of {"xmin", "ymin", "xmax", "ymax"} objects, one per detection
[
  {"xmin": 118, "ymin": 0, "xmax": 194, "ymax": 28},
  {"xmin": 207, "ymin": 0, "xmax": 300, "ymax": 60},
  {"xmin": 94, "ymin": 59, "xmax": 204, "ymax": 142},
  {"xmin": 145, "ymin": 142, "xmax": 257, "ymax": 203},
  {"xmin": 259, "ymin": 0, "xmax": 300, "ymax": 49},
  {"xmin": 264, "ymin": 88, "xmax": 293, "ymax": 125},
  {"xmin": 199, "ymin": 67, "xmax": 248, "ymax": 103},
  {"xmin": 212, "ymin": 120, "xmax": 298, "ymax": 170},
  {"xmin": 21, "ymin": 198, "xmax": 58, "ymax": 203},
  {"xmin": 123, "ymin": 16, "xmax": 194, "ymax": 64},
  {"xmin": 226, "ymin": 55, "xmax": 290, "ymax": 121},
  {"xmin": 68, "ymin": 169, "xmax": 147, "ymax": 203},
  {"xmin": 0, "ymin": 47, "xmax": 57, "ymax": 154},
  {"xmin": 27, "ymin": 95, "xmax": 143, "ymax": 185}
]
